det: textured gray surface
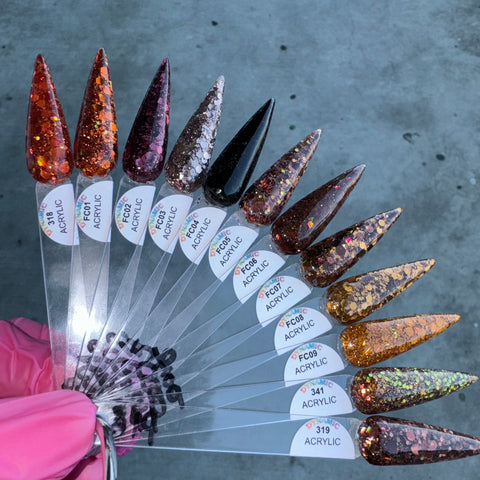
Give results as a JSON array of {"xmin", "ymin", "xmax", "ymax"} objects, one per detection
[{"xmin": 1, "ymin": 0, "xmax": 480, "ymax": 478}]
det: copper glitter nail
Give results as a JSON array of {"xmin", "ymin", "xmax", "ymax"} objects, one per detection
[
  {"xmin": 240, "ymin": 129, "xmax": 322, "ymax": 226},
  {"xmin": 358, "ymin": 416, "xmax": 480, "ymax": 465},
  {"xmin": 26, "ymin": 55, "xmax": 73, "ymax": 184},
  {"xmin": 123, "ymin": 58, "xmax": 170, "ymax": 183},
  {"xmin": 164, "ymin": 76, "xmax": 224, "ymax": 193},
  {"xmin": 74, "ymin": 49, "xmax": 117, "ymax": 178},
  {"xmin": 326, "ymin": 259, "xmax": 435, "ymax": 324},
  {"xmin": 300, "ymin": 207, "xmax": 402, "ymax": 288},
  {"xmin": 351, "ymin": 367, "xmax": 477, "ymax": 414},
  {"xmin": 340, "ymin": 314, "xmax": 459, "ymax": 367},
  {"xmin": 270, "ymin": 164, "xmax": 365, "ymax": 255}
]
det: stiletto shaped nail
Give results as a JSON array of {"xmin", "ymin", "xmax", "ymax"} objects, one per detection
[
  {"xmin": 123, "ymin": 58, "xmax": 170, "ymax": 183},
  {"xmin": 340, "ymin": 314, "xmax": 459, "ymax": 367},
  {"xmin": 165, "ymin": 76, "xmax": 224, "ymax": 193},
  {"xmin": 270, "ymin": 165, "xmax": 365, "ymax": 255},
  {"xmin": 26, "ymin": 55, "xmax": 73, "ymax": 184},
  {"xmin": 204, "ymin": 99, "xmax": 275, "ymax": 206},
  {"xmin": 351, "ymin": 367, "xmax": 477, "ymax": 414},
  {"xmin": 240, "ymin": 129, "xmax": 321, "ymax": 225},
  {"xmin": 359, "ymin": 416, "xmax": 480, "ymax": 465},
  {"xmin": 74, "ymin": 49, "xmax": 117, "ymax": 178},
  {"xmin": 300, "ymin": 208, "xmax": 402, "ymax": 287},
  {"xmin": 326, "ymin": 259, "xmax": 435, "ymax": 324}
]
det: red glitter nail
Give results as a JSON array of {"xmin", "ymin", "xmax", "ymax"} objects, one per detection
[
  {"xmin": 26, "ymin": 55, "xmax": 73, "ymax": 184},
  {"xmin": 74, "ymin": 49, "xmax": 118, "ymax": 177}
]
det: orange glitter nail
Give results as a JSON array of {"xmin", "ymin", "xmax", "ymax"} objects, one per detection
[
  {"xmin": 326, "ymin": 259, "xmax": 435, "ymax": 324},
  {"xmin": 74, "ymin": 49, "xmax": 117, "ymax": 177},
  {"xmin": 340, "ymin": 314, "xmax": 459, "ymax": 367},
  {"xmin": 26, "ymin": 55, "xmax": 73, "ymax": 184}
]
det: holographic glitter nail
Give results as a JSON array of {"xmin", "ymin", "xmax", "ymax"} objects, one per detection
[
  {"xmin": 204, "ymin": 99, "xmax": 275, "ymax": 207},
  {"xmin": 123, "ymin": 58, "xmax": 170, "ymax": 183},
  {"xmin": 351, "ymin": 367, "xmax": 477, "ymax": 414},
  {"xmin": 358, "ymin": 415, "xmax": 480, "ymax": 465},
  {"xmin": 240, "ymin": 129, "xmax": 322, "ymax": 226},
  {"xmin": 300, "ymin": 208, "xmax": 402, "ymax": 288},
  {"xmin": 340, "ymin": 314, "xmax": 459, "ymax": 367},
  {"xmin": 165, "ymin": 76, "xmax": 224, "ymax": 193},
  {"xmin": 326, "ymin": 259, "xmax": 435, "ymax": 324},
  {"xmin": 271, "ymin": 164, "xmax": 365, "ymax": 255},
  {"xmin": 26, "ymin": 55, "xmax": 73, "ymax": 184},
  {"xmin": 74, "ymin": 49, "xmax": 117, "ymax": 178}
]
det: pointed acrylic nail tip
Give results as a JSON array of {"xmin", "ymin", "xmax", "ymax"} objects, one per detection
[
  {"xmin": 270, "ymin": 164, "xmax": 365, "ymax": 255},
  {"xmin": 351, "ymin": 367, "xmax": 478, "ymax": 415},
  {"xmin": 340, "ymin": 314, "xmax": 459, "ymax": 367},
  {"xmin": 26, "ymin": 55, "xmax": 73, "ymax": 184},
  {"xmin": 326, "ymin": 258, "xmax": 436, "ymax": 324},
  {"xmin": 165, "ymin": 76, "xmax": 225, "ymax": 193},
  {"xmin": 123, "ymin": 58, "xmax": 170, "ymax": 183},
  {"xmin": 204, "ymin": 98, "xmax": 275, "ymax": 207},
  {"xmin": 239, "ymin": 128, "xmax": 322, "ymax": 225},
  {"xmin": 300, "ymin": 207, "xmax": 402, "ymax": 288},
  {"xmin": 358, "ymin": 416, "xmax": 480, "ymax": 465}
]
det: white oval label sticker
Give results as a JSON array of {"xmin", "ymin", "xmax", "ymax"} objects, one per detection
[
  {"xmin": 38, "ymin": 183, "xmax": 78, "ymax": 245},
  {"xmin": 289, "ymin": 418, "xmax": 356, "ymax": 459},
  {"xmin": 256, "ymin": 275, "xmax": 312, "ymax": 325},
  {"xmin": 76, "ymin": 180, "xmax": 113, "ymax": 242},
  {"xmin": 233, "ymin": 250, "xmax": 286, "ymax": 303},
  {"xmin": 115, "ymin": 185, "xmax": 155, "ymax": 245},
  {"xmin": 283, "ymin": 342, "xmax": 345, "ymax": 383},
  {"xmin": 274, "ymin": 307, "xmax": 332, "ymax": 353},
  {"xmin": 209, "ymin": 225, "xmax": 259, "ymax": 280},
  {"xmin": 179, "ymin": 206, "xmax": 227, "ymax": 264},
  {"xmin": 290, "ymin": 378, "xmax": 354, "ymax": 417},
  {"xmin": 149, "ymin": 194, "xmax": 192, "ymax": 253}
]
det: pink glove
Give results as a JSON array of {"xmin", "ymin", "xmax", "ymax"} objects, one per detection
[{"xmin": 0, "ymin": 318, "xmax": 106, "ymax": 480}]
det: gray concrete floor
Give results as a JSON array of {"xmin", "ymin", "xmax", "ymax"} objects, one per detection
[{"xmin": 1, "ymin": 0, "xmax": 480, "ymax": 478}]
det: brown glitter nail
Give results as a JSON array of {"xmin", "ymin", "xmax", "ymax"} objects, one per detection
[
  {"xmin": 26, "ymin": 55, "xmax": 73, "ymax": 184},
  {"xmin": 340, "ymin": 314, "xmax": 459, "ymax": 367},
  {"xmin": 270, "ymin": 164, "xmax": 365, "ymax": 255},
  {"xmin": 326, "ymin": 259, "xmax": 435, "ymax": 324},
  {"xmin": 239, "ymin": 129, "xmax": 322, "ymax": 226},
  {"xmin": 300, "ymin": 207, "xmax": 402, "ymax": 288},
  {"xmin": 359, "ymin": 415, "xmax": 480, "ymax": 465},
  {"xmin": 74, "ymin": 49, "xmax": 118, "ymax": 178},
  {"xmin": 351, "ymin": 367, "xmax": 477, "ymax": 414},
  {"xmin": 164, "ymin": 76, "xmax": 224, "ymax": 193}
]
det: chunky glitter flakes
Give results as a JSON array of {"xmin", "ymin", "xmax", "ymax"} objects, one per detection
[
  {"xmin": 239, "ymin": 129, "xmax": 321, "ymax": 225},
  {"xmin": 351, "ymin": 367, "xmax": 477, "ymax": 414},
  {"xmin": 74, "ymin": 49, "xmax": 117, "ymax": 178},
  {"xmin": 300, "ymin": 208, "xmax": 402, "ymax": 288},
  {"xmin": 340, "ymin": 314, "xmax": 460, "ymax": 367},
  {"xmin": 123, "ymin": 58, "xmax": 170, "ymax": 183},
  {"xmin": 326, "ymin": 259, "xmax": 436, "ymax": 324},
  {"xmin": 358, "ymin": 416, "xmax": 480, "ymax": 465},
  {"xmin": 270, "ymin": 164, "xmax": 365, "ymax": 255},
  {"xmin": 26, "ymin": 55, "xmax": 73, "ymax": 184},
  {"xmin": 204, "ymin": 99, "xmax": 275, "ymax": 207},
  {"xmin": 164, "ymin": 76, "xmax": 224, "ymax": 193}
]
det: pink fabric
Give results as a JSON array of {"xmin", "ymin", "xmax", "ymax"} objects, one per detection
[{"xmin": 0, "ymin": 318, "xmax": 105, "ymax": 480}]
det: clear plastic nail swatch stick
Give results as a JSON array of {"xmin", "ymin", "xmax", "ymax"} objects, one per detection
[
  {"xmin": 105, "ymin": 364, "xmax": 474, "ymax": 440},
  {"xmin": 139, "ymin": 129, "xmax": 322, "ymax": 343},
  {"xmin": 142, "ymin": 98, "xmax": 275, "ymax": 329},
  {"xmin": 26, "ymin": 55, "xmax": 76, "ymax": 387},
  {"xmin": 116, "ymin": 411, "xmax": 480, "ymax": 466},
  {"xmin": 68, "ymin": 58, "xmax": 171, "ymax": 390},
  {"xmin": 65, "ymin": 49, "xmax": 118, "ymax": 384}
]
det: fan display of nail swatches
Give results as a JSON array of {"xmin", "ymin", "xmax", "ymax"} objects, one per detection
[{"xmin": 25, "ymin": 49, "xmax": 480, "ymax": 470}]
